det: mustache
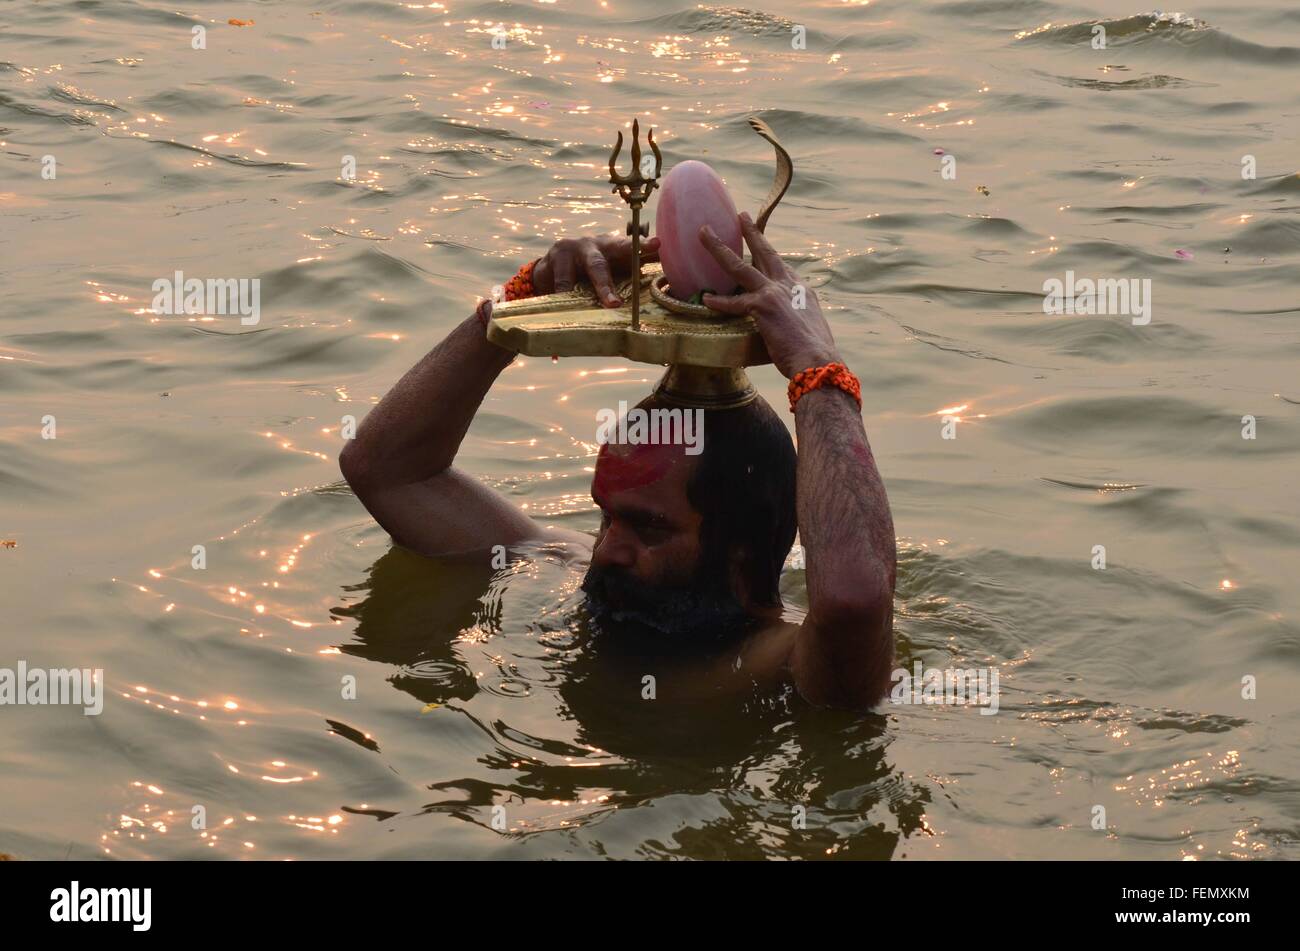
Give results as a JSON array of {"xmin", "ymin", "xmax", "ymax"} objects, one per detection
[
  {"xmin": 580, "ymin": 564, "xmax": 750, "ymax": 641},
  {"xmin": 581, "ymin": 563, "xmax": 667, "ymax": 611}
]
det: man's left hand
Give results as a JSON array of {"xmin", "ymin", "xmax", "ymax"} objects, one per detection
[{"xmin": 697, "ymin": 212, "xmax": 842, "ymax": 380}]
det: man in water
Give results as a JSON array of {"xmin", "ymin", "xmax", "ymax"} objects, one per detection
[{"xmin": 340, "ymin": 213, "xmax": 895, "ymax": 709}]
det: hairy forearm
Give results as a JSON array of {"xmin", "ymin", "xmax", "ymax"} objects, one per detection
[
  {"xmin": 791, "ymin": 385, "xmax": 897, "ymax": 705},
  {"xmin": 340, "ymin": 310, "xmax": 515, "ymax": 489}
]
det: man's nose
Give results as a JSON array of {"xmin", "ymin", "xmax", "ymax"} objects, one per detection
[{"xmin": 592, "ymin": 523, "xmax": 637, "ymax": 570}]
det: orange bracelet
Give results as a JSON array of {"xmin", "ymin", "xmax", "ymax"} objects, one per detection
[
  {"xmin": 788, "ymin": 362, "xmax": 861, "ymax": 413},
  {"xmin": 503, "ymin": 257, "xmax": 541, "ymax": 302},
  {"xmin": 478, "ymin": 257, "xmax": 541, "ymax": 327}
]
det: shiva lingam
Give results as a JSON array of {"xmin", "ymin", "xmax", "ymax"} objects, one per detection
[{"xmin": 486, "ymin": 116, "xmax": 793, "ymax": 409}]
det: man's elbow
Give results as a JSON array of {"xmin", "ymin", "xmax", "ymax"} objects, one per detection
[
  {"xmin": 814, "ymin": 576, "xmax": 894, "ymax": 646},
  {"xmin": 338, "ymin": 439, "xmax": 374, "ymax": 494},
  {"xmin": 797, "ymin": 590, "xmax": 895, "ymax": 711}
]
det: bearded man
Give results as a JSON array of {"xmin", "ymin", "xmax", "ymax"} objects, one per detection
[{"xmin": 339, "ymin": 213, "xmax": 896, "ymax": 709}]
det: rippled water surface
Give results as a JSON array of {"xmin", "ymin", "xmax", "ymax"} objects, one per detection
[{"xmin": 2, "ymin": 0, "xmax": 1298, "ymax": 860}]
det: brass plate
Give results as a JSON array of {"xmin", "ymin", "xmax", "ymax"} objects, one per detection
[{"xmin": 487, "ymin": 263, "xmax": 770, "ymax": 369}]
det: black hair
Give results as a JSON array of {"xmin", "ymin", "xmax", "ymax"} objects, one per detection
[{"xmin": 637, "ymin": 392, "xmax": 798, "ymax": 607}]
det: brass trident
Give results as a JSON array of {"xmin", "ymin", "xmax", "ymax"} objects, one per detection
[{"xmin": 608, "ymin": 118, "xmax": 662, "ymax": 331}]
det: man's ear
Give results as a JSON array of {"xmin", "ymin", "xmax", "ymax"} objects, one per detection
[
  {"xmin": 726, "ymin": 543, "xmax": 784, "ymax": 615},
  {"xmin": 727, "ymin": 546, "xmax": 754, "ymax": 610}
]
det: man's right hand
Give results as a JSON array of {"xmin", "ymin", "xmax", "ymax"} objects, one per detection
[{"xmin": 531, "ymin": 234, "xmax": 661, "ymax": 309}]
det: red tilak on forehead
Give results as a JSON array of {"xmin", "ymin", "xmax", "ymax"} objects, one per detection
[{"xmin": 593, "ymin": 441, "xmax": 682, "ymax": 496}]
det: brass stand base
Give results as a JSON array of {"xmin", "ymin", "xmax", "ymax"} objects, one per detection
[
  {"xmin": 487, "ymin": 264, "xmax": 768, "ymax": 409},
  {"xmin": 487, "ymin": 263, "xmax": 770, "ymax": 370},
  {"xmin": 652, "ymin": 365, "xmax": 757, "ymax": 409}
]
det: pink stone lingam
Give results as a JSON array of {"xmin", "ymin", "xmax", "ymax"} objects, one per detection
[{"xmin": 654, "ymin": 160, "xmax": 744, "ymax": 301}]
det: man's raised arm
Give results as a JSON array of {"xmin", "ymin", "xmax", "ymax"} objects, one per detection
[
  {"xmin": 338, "ymin": 307, "xmax": 537, "ymax": 557},
  {"xmin": 340, "ymin": 234, "xmax": 658, "ymax": 558},
  {"xmin": 788, "ymin": 386, "xmax": 896, "ymax": 708},
  {"xmin": 700, "ymin": 213, "xmax": 896, "ymax": 709}
]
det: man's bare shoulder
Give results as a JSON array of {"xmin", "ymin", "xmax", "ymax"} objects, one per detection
[
  {"xmin": 527, "ymin": 527, "xmax": 595, "ymax": 556},
  {"xmin": 653, "ymin": 618, "xmax": 799, "ymax": 702},
  {"xmin": 543, "ymin": 526, "xmax": 595, "ymax": 552},
  {"xmin": 737, "ymin": 617, "xmax": 801, "ymax": 684},
  {"xmin": 501, "ymin": 527, "xmax": 592, "ymax": 566}
]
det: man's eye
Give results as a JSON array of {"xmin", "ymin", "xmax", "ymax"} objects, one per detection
[{"xmin": 637, "ymin": 523, "xmax": 670, "ymax": 545}]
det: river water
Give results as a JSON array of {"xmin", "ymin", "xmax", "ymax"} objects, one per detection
[{"xmin": 1, "ymin": 0, "xmax": 1297, "ymax": 859}]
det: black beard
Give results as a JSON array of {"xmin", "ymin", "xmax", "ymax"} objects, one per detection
[{"xmin": 579, "ymin": 562, "xmax": 753, "ymax": 649}]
